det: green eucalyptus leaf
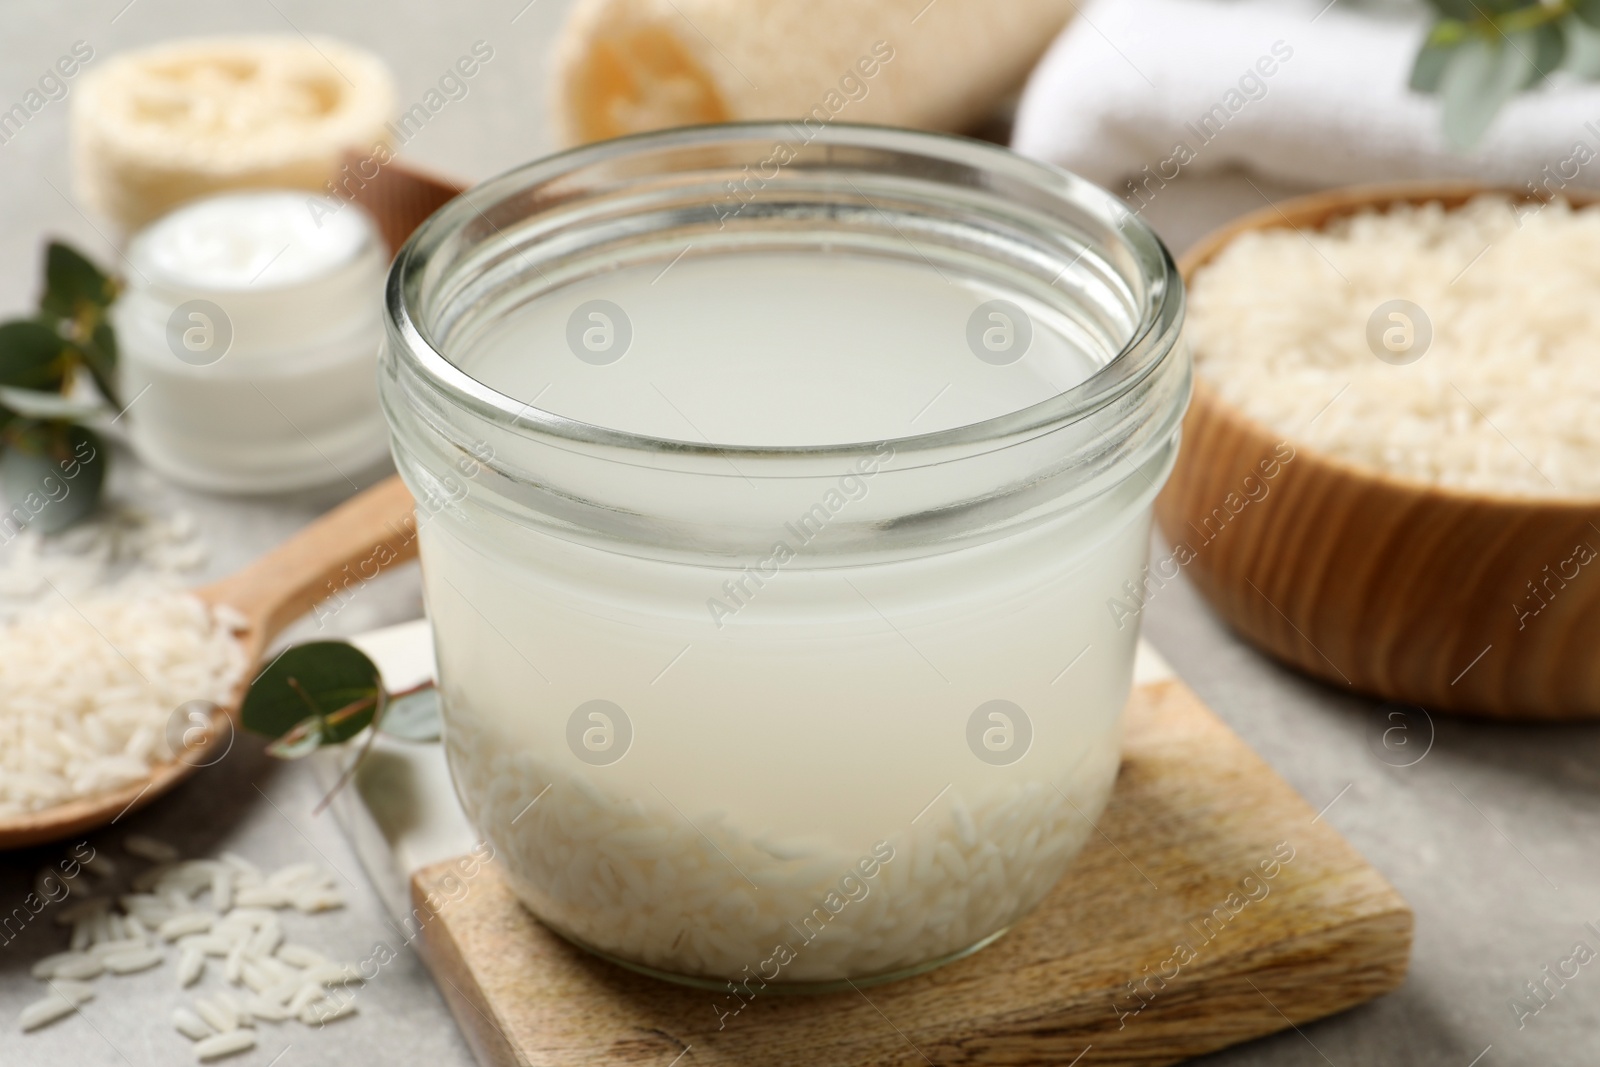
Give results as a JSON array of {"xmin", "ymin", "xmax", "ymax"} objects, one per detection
[
  {"xmin": 0, "ymin": 320, "xmax": 72, "ymax": 391},
  {"xmin": 1439, "ymin": 33, "xmax": 1536, "ymax": 150},
  {"xmin": 1411, "ymin": 38, "xmax": 1458, "ymax": 93},
  {"xmin": 1527, "ymin": 22, "xmax": 1567, "ymax": 86},
  {"xmin": 0, "ymin": 423, "xmax": 106, "ymax": 534},
  {"xmin": 1426, "ymin": 17, "xmax": 1469, "ymax": 48},
  {"xmin": 1576, "ymin": 0, "xmax": 1600, "ymax": 31},
  {"xmin": 1564, "ymin": 13, "xmax": 1600, "ymax": 77},
  {"xmin": 41, "ymin": 242, "xmax": 116, "ymax": 320},
  {"xmin": 380, "ymin": 686, "xmax": 442, "ymax": 742},
  {"xmin": 242, "ymin": 642, "xmax": 384, "ymax": 745},
  {"xmin": 265, "ymin": 716, "xmax": 328, "ymax": 759},
  {"xmin": 1426, "ymin": 0, "xmax": 1478, "ymax": 21},
  {"xmin": 79, "ymin": 319, "xmax": 119, "ymax": 409}
]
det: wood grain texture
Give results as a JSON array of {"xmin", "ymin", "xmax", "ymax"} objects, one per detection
[
  {"xmin": 197, "ymin": 473, "xmax": 419, "ymax": 641},
  {"xmin": 343, "ymin": 151, "xmax": 467, "ymax": 255},
  {"xmin": 1158, "ymin": 182, "xmax": 1600, "ymax": 720},
  {"xmin": 0, "ymin": 476, "xmax": 418, "ymax": 850},
  {"xmin": 411, "ymin": 678, "xmax": 1412, "ymax": 1067}
]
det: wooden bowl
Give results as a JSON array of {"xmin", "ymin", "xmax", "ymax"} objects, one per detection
[{"xmin": 1156, "ymin": 182, "xmax": 1600, "ymax": 720}]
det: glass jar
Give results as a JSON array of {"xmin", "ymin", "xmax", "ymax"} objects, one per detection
[{"xmin": 380, "ymin": 124, "xmax": 1187, "ymax": 990}]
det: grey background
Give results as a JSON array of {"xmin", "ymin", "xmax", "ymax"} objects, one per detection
[{"xmin": 1, "ymin": 2, "xmax": 1596, "ymax": 1065}]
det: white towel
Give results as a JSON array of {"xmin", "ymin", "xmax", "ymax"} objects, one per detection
[{"xmin": 1012, "ymin": 0, "xmax": 1600, "ymax": 200}]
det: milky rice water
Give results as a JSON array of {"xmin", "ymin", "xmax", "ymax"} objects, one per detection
[{"xmin": 381, "ymin": 126, "xmax": 1189, "ymax": 986}]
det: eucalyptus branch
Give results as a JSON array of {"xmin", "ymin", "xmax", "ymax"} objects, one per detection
[
  {"xmin": 1412, "ymin": 0, "xmax": 1600, "ymax": 150},
  {"xmin": 0, "ymin": 241, "xmax": 119, "ymax": 532},
  {"xmin": 241, "ymin": 641, "xmax": 443, "ymax": 808}
]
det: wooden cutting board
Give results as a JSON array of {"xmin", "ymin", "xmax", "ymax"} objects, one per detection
[{"xmin": 408, "ymin": 678, "xmax": 1412, "ymax": 1067}]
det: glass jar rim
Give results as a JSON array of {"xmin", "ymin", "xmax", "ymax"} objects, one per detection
[{"xmin": 385, "ymin": 121, "xmax": 1183, "ymax": 462}]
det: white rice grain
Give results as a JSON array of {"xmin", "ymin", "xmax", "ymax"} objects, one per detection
[
  {"xmin": 80, "ymin": 853, "xmax": 116, "ymax": 879},
  {"xmin": 299, "ymin": 996, "xmax": 357, "ymax": 1025},
  {"xmin": 89, "ymin": 937, "xmax": 145, "ymax": 958},
  {"xmin": 275, "ymin": 943, "xmax": 326, "ymax": 968},
  {"xmin": 172, "ymin": 1006, "xmax": 213, "ymax": 1041},
  {"xmin": 55, "ymin": 895, "xmax": 108, "ymax": 926},
  {"xmin": 50, "ymin": 954, "xmax": 106, "ymax": 981},
  {"xmin": 291, "ymin": 890, "xmax": 344, "ymax": 913},
  {"xmin": 223, "ymin": 941, "xmax": 246, "ymax": 985},
  {"xmin": 258, "ymin": 957, "xmax": 299, "ymax": 983},
  {"xmin": 19, "ymin": 994, "xmax": 79, "ymax": 1032},
  {"xmin": 103, "ymin": 946, "xmax": 163, "ymax": 974},
  {"xmin": 300, "ymin": 962, "xmax": 362, "ymax": 988},
  {"xmin": 246, "ymin": 918, "xmax": 282, "ymax": 958},
  {"xmin": 193, "ymin": 1030, "xmax": 256, "ymax": 1061},
  {"xmin": 286, "ymin": 983, "xmax": 323, "ymax": 1015},
  {"xmin": 193, "ymin": 996, "xmax": 236, "ymax": 1033},
  {"xmin": 216, "ymin": 992, "xmax": 252, "ymax": 1027},
  {"xmin": 261, "ymin": 977, "xmax": 302, "ymax": 1007},
  {"xmin": 30, "ymin": 951, "xmax": 85, "ymax": 979},
  {"xmin": 125, "ymin": 834, "xmax": 180, "ymax": 863},
  {"xmin": 179, "ymin": 933, "xmax": 231, "ymax": 957},
  {"xmin": 178, "ymin": 948, "xmax": 205, "ymax": 987},
  {"xmin": 239, "ymin": 960, "xmax": 273, "ymax": 994},
  {"xmin": 234, "ymin": 886, "xmax": 293, "ymax": 909},
  {"xmin": 159, "ymin": 913, "xmax": 214, "ymax": 940},
  {"xmin": 218, "ymin": 853, "xmax": 261, "ymax": 882},
  {"xmin": 245, "ymin": 995, "xmax": 290, "ymax": 1021},
  {"xmin": 209, "ymin": 868, "xmax": 233, "ymax": 913}
]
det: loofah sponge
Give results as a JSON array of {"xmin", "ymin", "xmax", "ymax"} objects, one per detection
[
  {"xmin": 550, "ymin": 0, "xmax": 1076, "ymax": 146},
  {"xmin": 72, "ymin": 36, "xmax": 396, "ymax": 231}
]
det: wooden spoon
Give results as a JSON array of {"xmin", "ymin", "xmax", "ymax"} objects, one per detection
[{"xmin": 0, "ymin": 475, "xmax": 419, "ymax": 850}]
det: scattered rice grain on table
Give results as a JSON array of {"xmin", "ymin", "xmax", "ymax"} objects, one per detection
[{"xmin": 20, "ymin": 836, "xmax": 360, "ymax": 1062}]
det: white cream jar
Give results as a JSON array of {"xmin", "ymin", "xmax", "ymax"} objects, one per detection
[{"xmin": 116, "ymin": 191, "xmax": 389, "ymax": 492}]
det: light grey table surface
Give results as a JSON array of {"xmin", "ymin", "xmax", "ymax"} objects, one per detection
[{"xmin": 2, "ymin": 3, "xmax": 1597, "ymax": 1065}]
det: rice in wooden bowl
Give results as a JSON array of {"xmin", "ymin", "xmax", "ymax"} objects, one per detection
[{"xmin": 1157, "ymin": 183, "xmax": 1600, "ymax": 719}]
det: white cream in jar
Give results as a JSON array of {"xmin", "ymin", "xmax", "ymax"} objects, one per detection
[
  {"xmin": 116, "ymin": 191, "xmax": 389, "ymax": 492},
  {"xmin": 382, "ymin": 126, "xmax": 1189, "ymax": 989}
]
